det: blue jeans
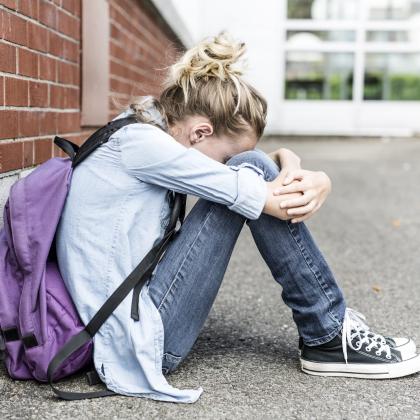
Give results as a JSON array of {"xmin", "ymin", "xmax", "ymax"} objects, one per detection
[{"xmin": 148, "ymin": 149, "xmax": 346, "ymax": 374}]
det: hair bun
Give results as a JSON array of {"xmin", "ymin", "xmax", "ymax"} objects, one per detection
[{"xmin": 167, "ymin": 32, "xmax": 246, "ymax": 96}]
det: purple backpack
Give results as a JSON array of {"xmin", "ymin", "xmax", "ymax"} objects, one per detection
[{"xmin": 0, "ymin": 116, "xmax": 186, "ymax": 400}]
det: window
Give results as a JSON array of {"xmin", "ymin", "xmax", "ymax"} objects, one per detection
[
  {"xmin": 364, "ymin": 53, "xmax": 420, "ymax": 100},
  {"xmin": 366, "ymin": 30, "xmax": 409, "ymax": 42},
  {"xmin": 285, "ymin": 52, "xmax": 354, "ymax": 100},
  {"xmin": 287, "ymin": 30, "xmax": 356, "ymax": 43},
  {"xmin": 284, "ymin": 0, "xmax": 420, "ymax": 102},
  {"xmin": 287, "ymin": 0, "xmax": 359, "ymax": 20},
  {"xmin": 367, "ymin": 0, "xmax": 420, "ymax": 20}
]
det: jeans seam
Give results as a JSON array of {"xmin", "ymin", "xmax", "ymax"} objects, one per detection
[
  {"xmin": 286, "ymin": 222, "xmax": 342, "ymax": 328},
  {"xmin": 156, "ymin": 203, "xmax": 215, "ymax": 312}
]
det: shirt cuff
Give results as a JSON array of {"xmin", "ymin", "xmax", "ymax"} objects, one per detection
[{"xmin": 227, "ymin": 162, "xmax": 267, "ymax": 220}]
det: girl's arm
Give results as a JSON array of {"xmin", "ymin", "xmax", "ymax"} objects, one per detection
[
  {"xmin": 268, "ymin": 147, "xmax": 301, "ymax": 174},
  {"xmin": 119, "ymin": 123, "xmax": 295, "ymax": 221}
]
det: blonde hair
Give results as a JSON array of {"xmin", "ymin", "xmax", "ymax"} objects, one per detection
[{"xmin": 130, "ymin": 32, "xmax": 267, "ymax": 138}]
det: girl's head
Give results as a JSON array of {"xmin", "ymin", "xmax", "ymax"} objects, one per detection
[{"xmin": 131, "ymin": 32, "xmax": 267, "ymax": 163}]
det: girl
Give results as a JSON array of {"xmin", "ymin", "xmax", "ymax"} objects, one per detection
[{"xmin": 56, "ymin": 33, "xmax": 420, "ymax": 403}]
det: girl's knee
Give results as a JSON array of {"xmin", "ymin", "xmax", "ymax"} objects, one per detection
[{"xmin": 226, "ymin": 149, "xmax": 280, "ymax": 181}]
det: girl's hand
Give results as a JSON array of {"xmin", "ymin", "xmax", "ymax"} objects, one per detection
[
  {"xmin": 272, "ymin": 170, "xmax": 332, "ymax": 223},
  {"xmin": 263, "ymin": 181, "xmax": 302, "ymax": 221}
]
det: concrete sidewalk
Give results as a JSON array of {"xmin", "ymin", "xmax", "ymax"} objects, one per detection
[{"xmin": 1, "ymin": 137, "xmax": 420, "ymax": 419}]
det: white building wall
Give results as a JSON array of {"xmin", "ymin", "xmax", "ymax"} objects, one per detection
[
  {"xmin": 171, "ymin": 0, "xmax": 420, "ymax": 137},
  {"xmin": 170, "ymin": 0, "xmax": 285, "ymax": 135}
]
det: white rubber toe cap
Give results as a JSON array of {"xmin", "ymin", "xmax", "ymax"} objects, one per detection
[{"xmin": 392, "ymin": 337, "xmax": 417, "ymax": 359}]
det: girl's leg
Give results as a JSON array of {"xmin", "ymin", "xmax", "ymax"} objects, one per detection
[
  {"xmin": 235, "ymin": 150, "xmax": 346, "ymax": 346},
  {"xmin": 148, "ymin": 148, "xmax": 346, "ymax": 374},
  {"xmin": 148, "ymin": 197, "xmax": 246, "ymax": 374}
]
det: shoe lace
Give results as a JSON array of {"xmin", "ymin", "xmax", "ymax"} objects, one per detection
[{"xmin": 342, "ymin": 307, "xmax": 392, "ymax": 364}]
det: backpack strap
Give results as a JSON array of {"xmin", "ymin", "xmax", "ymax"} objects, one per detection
[
  {"xmin": 54, "ymin": 137, "xmax": 79, "ymax": 160},
  {"xmin": 130, "ymin": 192, "xmax": 187, "ymax": 321},
  {"xmin": 53, "ymin": 116, "xmax": 138, "ymax": 165},
  {"xmin": 71, "ymin": 116, "xmax": 138, "ymax": 168},
  {"xmin": 47, "ymin": 192, "xmax": 187, "ymax": 400}
]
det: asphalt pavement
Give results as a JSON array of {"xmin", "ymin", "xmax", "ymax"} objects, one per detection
[{"xmin": 1, "ymin": 137, "xmax": 420, "ymax": 419}]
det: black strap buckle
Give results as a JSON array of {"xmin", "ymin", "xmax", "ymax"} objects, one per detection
[
  {"xmin": 1, "ymin": 327, "xmax": 20, "ymax": 343},
  {"xmin": 21, "ymin": 333, "xmax": 39, "ymax": 348},
  {"xmin": 0, "ymin": 332, "xmax": 5, "ymax": 359},
  {"xmin": 86, "ymin": 370, "xmax": 102, "ymax": 386}
]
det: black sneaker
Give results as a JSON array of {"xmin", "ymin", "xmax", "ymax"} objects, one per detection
[
  {"xmin": 300, "ymin": 308, "xmax": 420, "ymax": 379},
  {"xmin": 298, "ymin": 308, "xmax": 417, "ymax": 359}
]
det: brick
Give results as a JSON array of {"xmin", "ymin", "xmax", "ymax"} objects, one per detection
[
  {"xmin": 18, "ymin": 110, "xmax": 40, "ymax": 137},
  {"xmin": 2, "ymin": 0, "xmax": 17, "ymax": 10},
  {"xmin": 0, "ymin": 141, "xmax": 22, "ymax": 172},
  {"xmin": 72, "ymin": 63, "xmax": 79, "ymax": 85},
  {"xmin": 0, "ymin": 110, "xmax": 18, "ymax": 139},
  {"xmin": 50, "ymin": 84, "xmax": 64, "ymax": 108},
  {"xmin": 5, "ymin": 77, "xmax": 28, "ymax": 106},
  {"xmin": 34, "ymin": 138, "xmax": 52, "ymax": 164},
  {"xmin": 27, "ymin": 22, "xmax": 48, "ymax": 53},
  {"xmin": 18, "ymin": 0, "xmax": 39, "ymax": 19},
  {"xmin": 18, "ymin": 48, "xmax": 39, "ymax": 78},
  {"xmin": 39, "ymin": 55, "xmax": 57, "ymax": 81},
  {"xmin": 57, "ymin": 112, "xmax": 79, "ymax": 133},
  {"xmin": 62, "ymin": 37, "xmax": 79, "ymax": 62},
  {"xmin": 2, "ymin": 11, "xmax": 27, "ymax": 46},
  {"xmin": 0, "ymin": 43, "xmax": 16, "ymax": 73},
  {"xmin": 57, "ymin": 61, "xmax": 80, "ymax": 86},
  {"xmin": 57, "ymin": 9, "xmax": 79, "ymax": 39},
  {"xmin": 111, "ymin": 60, "xmax": 130, "ymax": 79},
  {"xmin": 62, "ymin": 0, "xmax": 81, "ymax": 17},
  {"xmin": 58, "ymin": 61, "xmax": 80, "ymax": 86},
  {"xmin": 29, "ymin": 81, "xmax": 48, "ymax": 107},
  {"xmin": 48, "ymin": 31, "xmax": 63, "ymax": 57},
  {"xmin": 39, "ymin": 111, "xmax": 57, "ymax": 134},
  {"xmin": 64, "ymin": 86, "xmax": 78, "ymax": 108},
  {"xmin": 39, "ymin": 0, "xmax": 57, "ymax": 29},
  {"xmin": 57, "ymin": 60, "xmax": 74, "ymax": 84},
  {"xmin": 0, "ymin": 77, "xmax": 4, "ymax": 106},
  {"xmin": 23, "ymin": 140, "xmax": 34, "ymax": 167}
]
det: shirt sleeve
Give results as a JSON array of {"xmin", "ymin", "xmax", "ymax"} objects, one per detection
[{"xmin": 119, "ymin": 123, "xmax": 267, "ymax": 220}]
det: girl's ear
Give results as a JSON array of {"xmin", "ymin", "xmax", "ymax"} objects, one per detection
[{"xmin": 190, "ymin": 123, "xmax": 213, "ymax": 144}]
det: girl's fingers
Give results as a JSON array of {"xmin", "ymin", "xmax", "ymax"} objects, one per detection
[
  {"xmin": 273, "ymin": 182, "xmax": 305, "ymax": 195},
  {"xmin": 279, "ymin": 191, "xmax": 314, "ymax": 209},
  {"xmin": 291, "ymin": 203, "xmax": 322, "ymax": 223},
  {"xmin": 286, "ymin": 200, "xmax": 317, "ymax": 216},
  {"xmin": 283, "ymin": 169, "xmax": 305, "ymax": 185}
]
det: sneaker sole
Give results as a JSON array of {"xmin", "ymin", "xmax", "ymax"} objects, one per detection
[{"xmin": 300, "ymin": 353, "xmax": 420, "ymax": 379}]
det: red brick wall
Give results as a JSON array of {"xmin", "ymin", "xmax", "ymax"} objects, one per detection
[
  {"xmin": 109, "ymin": 0, "xmax": 183, "ymax": 121},
  {"xmin": 0, "ymin": 0, "xmax": 183, "ymax": 176}
]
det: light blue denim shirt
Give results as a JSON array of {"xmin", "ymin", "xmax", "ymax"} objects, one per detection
[{"xmin": 55, "ymin": 101, "xmax": 267, "ymax": 402}]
